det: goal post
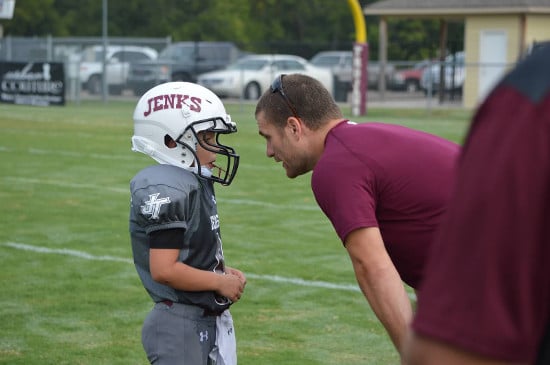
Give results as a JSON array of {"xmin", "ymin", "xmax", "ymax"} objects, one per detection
[{"xmin": 347, "ymin": 0, "xmax": 368, "ymax": 116}]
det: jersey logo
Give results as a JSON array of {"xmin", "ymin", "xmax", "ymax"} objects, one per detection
[{"xmin": 140, "ymin": 193, "xmax": 171, "ymax": 219}]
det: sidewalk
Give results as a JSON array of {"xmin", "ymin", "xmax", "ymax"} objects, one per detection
[{"xmin": 353, "ymin": 90, "xmax": 465, "ymax": 109}]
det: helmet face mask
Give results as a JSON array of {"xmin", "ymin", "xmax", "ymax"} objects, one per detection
[
  {"xmin": 132, "ymin": 82, "xmax": 240, "ymax": 185},
  {"xmin": 176, "ymin": 117, "xmax": 240, "ymax": 185}
]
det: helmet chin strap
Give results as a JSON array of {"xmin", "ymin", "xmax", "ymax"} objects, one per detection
[
  {"xmin": 187, "ymin": 164, "xmax": 213, "ymax": 178},
  {"xmin": 200, "ymin": 167, "xmax": 213, "ymax": 177}
]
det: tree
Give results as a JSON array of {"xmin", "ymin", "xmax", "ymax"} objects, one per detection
[{"xmin": 1, "ymin": 0, "xmax": 461, "ymax": 61}]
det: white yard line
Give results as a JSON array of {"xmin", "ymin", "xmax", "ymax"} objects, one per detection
[
  {"xmin": 2, "ymin": 241, "xmax": 417, "ymax": 301},
  {"xmin": 1, "ymin": 176, "xmax": 319, "ymax": 211},
  {"xmin": 3, "ymin": 241, "xmax": 359, "ymax": 292},
  {"xmin": 1, "ymin": 146, "xmax": 416, "ymax": 300}
]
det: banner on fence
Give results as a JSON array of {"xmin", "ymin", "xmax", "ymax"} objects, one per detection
[{"xmin": 0, "ymin": 61, "xmax": 65, "ymax": 106}]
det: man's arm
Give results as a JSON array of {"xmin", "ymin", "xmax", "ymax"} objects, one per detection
[{"xmin": 345, "ymin": 227, "xmax": 413, "ymax": 356}]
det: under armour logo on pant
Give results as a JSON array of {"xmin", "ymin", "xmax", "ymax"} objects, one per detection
[{"xmin": 199, "ymin": 331, "xmax": 209, "ymax": 342}]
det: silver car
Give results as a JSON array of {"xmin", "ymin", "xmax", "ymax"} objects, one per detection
[
  {"xmin": 420, "ymin": 52, "xmax": 465, "ymax": 95},
  {"xmin": 197, "ymin": 54, "xmax": 334, "ymax": 100}
]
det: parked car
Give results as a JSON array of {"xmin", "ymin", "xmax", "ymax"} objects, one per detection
[
  {"xmin": 367, "ymin": 61, "xmax": 396, "ymax": 90},
  {"xmin": 390, "ymin": 60, "xmax": 431, "ymax": 92},
  {"xmin": 310, "ymin": 51, "xmax": 353, "ymax": 101},
  {"xmin": 310, "ymin": 50, "xmax": 353, "ymax": 83},
  {"xmin": 420, "ymin": 52, "xmax": 465, "ymax": 95},
  {"xmin": 197, "ymin": 54, "xmax": 334, "ymax": 100},
  {"xmin": 127, "ymin": 41, "xmax": 244, "ymax": 96},
  {"xmin": 309, "ymin": 50, "xmax": 396, "ymax": 97},
  {"xmin": 74, "ymin": 45, "xmax": 158, "ymax": 94}
]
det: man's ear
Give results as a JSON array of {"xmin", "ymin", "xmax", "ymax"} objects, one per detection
[{"xmin": 286, "ymin": 117, "xmax": 302, "ymax": 139}]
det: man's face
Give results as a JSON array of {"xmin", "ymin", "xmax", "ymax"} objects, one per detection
[{"xmin": 256, "ymin": 112, "xmax": 309, "ymax": 179}]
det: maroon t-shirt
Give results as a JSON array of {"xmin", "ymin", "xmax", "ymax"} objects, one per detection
[
  {"xmin": 412, "ymin": 48, "xmax": 550, "ymax": 363},
  {"xmin": 311, "ymin": 121, "xmax": 459, "ymax": 288}
]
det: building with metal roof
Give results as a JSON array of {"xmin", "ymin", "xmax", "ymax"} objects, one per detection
[{"xmin": 364, "ymin": 0, "xmax": 550, "ymax": 108}]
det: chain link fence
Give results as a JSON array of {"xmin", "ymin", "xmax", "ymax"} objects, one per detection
[
  {"xmin": 0, "ymin": 35, "xmax": 171, "ymax": 103},
  {"xmin": 1, "ymin": 35, "xmax": 518, "ymax": 109}
]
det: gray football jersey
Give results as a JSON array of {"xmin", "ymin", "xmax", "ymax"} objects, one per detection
[{"xmin": 129, "ymin": 164, "xmax": 230, "ymax": 313}]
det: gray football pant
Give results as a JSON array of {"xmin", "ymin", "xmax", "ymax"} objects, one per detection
[{"xmin": 142, "ymin": 302, "xmax": 217, "ymax": 365}]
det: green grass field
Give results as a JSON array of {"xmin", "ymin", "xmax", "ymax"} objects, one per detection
[{"xmin": 0, "ymin": 99, "xmax": 472, "ymax": 365}]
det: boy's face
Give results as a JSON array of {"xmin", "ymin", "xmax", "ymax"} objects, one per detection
[{"xmin": 195, "ymin": 131, "xmax": 218, "ymax": 170}]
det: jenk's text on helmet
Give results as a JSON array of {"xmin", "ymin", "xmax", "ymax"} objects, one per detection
[{"xmin": 143, "ymin": 94, "xmax": 202, "ymax": 117}]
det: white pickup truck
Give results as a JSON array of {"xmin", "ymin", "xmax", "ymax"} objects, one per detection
[{"xmin": 72, "ymin": 45, "xmax": 158, "ymax": 94}]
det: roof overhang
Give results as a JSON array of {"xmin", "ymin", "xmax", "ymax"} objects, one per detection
[{"xmin": 364, "ymin": 4, "xmax": 550, "ymax": 17}]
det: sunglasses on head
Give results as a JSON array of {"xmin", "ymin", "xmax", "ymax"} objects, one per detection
[{"xmin": 270, "ymin": 74, "xmax": 299, "ymax": 118}]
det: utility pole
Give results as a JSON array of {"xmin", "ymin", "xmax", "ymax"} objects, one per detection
[
  {"xmin": 0, "ymin": 0, "xmax": 16, "ymax": 39},
  {"xmin": 101, "ymin": 0, "xmax": 108, "ymax": 103}
]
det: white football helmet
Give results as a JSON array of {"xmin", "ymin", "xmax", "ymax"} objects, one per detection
[{"xmin": 132, "ymin": 82, "xmax": 240, "ymax": 185}]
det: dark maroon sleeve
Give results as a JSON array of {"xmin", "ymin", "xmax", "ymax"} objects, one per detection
[
  {"xmin": 311, "ymin": 152, "xmax": 378, "ymax": 244},
  {"xmin": 412, "ymin": 81, "xmax": 550, "ymax": 363}
]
